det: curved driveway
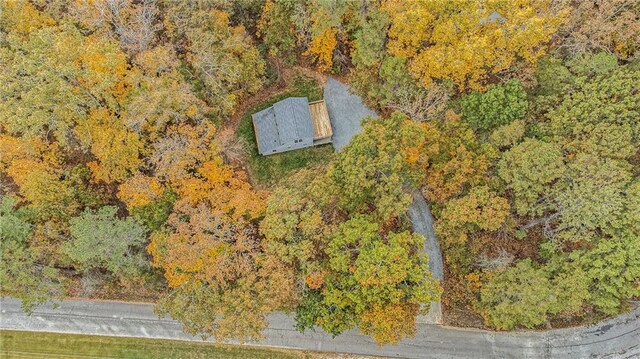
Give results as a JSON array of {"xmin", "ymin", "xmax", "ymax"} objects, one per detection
[
  {"xmin": 324, "ymin": 77, "xmax": 444, "ymax": 282},
  {"xmin": 325, "ymin": 78, "xmax": 444, "ymax": 323},
  {"xmin": 1, "ymin": 298, "xmax": 638, "ymax": 358}
]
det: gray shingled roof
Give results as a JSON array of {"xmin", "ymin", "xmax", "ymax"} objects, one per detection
[
  {"xmin": 480, "ymin": 11, "xmax": 506, "ymax": 25},
  {"xmin": 252, "ymin": 97, "xmax": 314, "ymax": 154}
]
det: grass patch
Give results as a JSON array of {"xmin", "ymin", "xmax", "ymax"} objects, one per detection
[
  {"xmin": 238, "ymin": 75, "xmax": 334, "ymax": 187},
  {"xmin": 0, "ymin": 330, "xmax": 309, "ymax": 359}
]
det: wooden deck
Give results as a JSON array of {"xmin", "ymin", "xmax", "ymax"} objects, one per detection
[{"xmin": 309, "ymin": 100, "xmax": 333, "ymax": 141}]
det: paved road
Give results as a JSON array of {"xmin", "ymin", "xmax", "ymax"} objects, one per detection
[
  {"xmin": 1, "ymin": 298, "xmax": 638, "ymax": 358},
  {"xmin": 316, "ymin": 79, "xmax": 640, "ymax": 357},
  {"xmin": 4, "ymin": 79, "xmax": 637, "ymax": 358}
]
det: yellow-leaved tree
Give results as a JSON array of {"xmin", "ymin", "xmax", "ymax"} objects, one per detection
[
  {"xmin": 75, "ymin": 108, "xmax": 143, "ymax": 184},
  {"xmin": 382, "ymin": 0, "xmax": 568, "ymax": 90}
]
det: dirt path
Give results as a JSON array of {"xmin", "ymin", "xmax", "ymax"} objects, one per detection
[
  {"xmin": 220, "ymin": 65, "xmax": 327, "ymax": 181},
  {"xmin": 223, "ymin": 65, "xmax": 327, "ymax": 134}
]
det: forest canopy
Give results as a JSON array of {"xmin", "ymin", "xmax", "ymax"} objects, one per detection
[{"xmin": 1, "ymin": 0, "xmax": 638, "ymax": 346}]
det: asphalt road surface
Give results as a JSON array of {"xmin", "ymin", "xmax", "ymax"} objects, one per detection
[
  {"xmin": 1, "ymin": 298, "xmax": 638, "ymax": 358},
  {"xmin": 3, "ymin": 80, "xmax": 637, "ymax": 358}
]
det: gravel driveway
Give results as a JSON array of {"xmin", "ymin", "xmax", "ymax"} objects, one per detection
[
  {"xmin": 323, "ymin": 77, "xmax": 444, "ymax": 323},
  {"xmin": 409, "ymin": 190, "xmax": 445, "ymax": 324},
  {"xmin": 323, "ymin": 77, "xmax": 377, "ymax": 151}
]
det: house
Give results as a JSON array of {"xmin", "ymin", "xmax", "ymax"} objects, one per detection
[
  {"xmin": 252, "ymin": 97, "xmax": 333, "ymax": 155},
  {"xmin": 480, "ymin": 10, "xmax": 506, "ymax": 25}
]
